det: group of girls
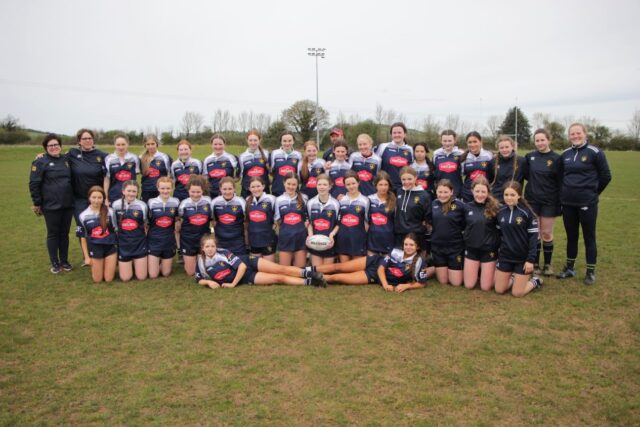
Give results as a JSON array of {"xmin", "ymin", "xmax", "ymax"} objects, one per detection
[{"xmin": 31, "ymin": 120, "xmax": 610, "ymax": 293}]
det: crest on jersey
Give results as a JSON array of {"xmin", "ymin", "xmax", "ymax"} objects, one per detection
[
  {"xmin": 481, "ymin": 161, "xmax": 487, "ymax": 168},
  {"xmin": 451, "ymin": 204, "xmax": 457, "ymax": 210},
  {"xmin": 490, "ymin": 251, "xmax": 495, "ymax": 258},
  {"xmin": 31, "ymin": 165, "xmax": 37, "ymax": 172},
  {"xmin": 219, "ymin": 261, "xmax": 226, "ymax": 267},
  {"xmin": 170, "ymin": 208, "xmax": 176, "ymax": 214},
  {"xmin": 292, "ymin": 158, "xmax": 298, "ymax": 164},
  {"xmin": 189, "ymin": 166, "xmax": 195, "ymax": 172},
  {"xmin": 404, "ymin": 264, "xmax": 411, "ymax": 271},
  {"xmin": 133, "ymin": 211, "xmax": 139, "ymax": 217},
  {"xmin": 203, "ymin": 205, "xmax": 209, "ymax": 211},
  {"xmin": 316, "ymin": 168, "xmax": 323, "ymax": 174},
  {"xmin": 261, "ymin": 202, "xmax": 268, "ymax": 209},
  {"xmin": 581, "ymin": 155, "xmax": 587, "ymax": 162},
  {"xmin": 516, "ymin": 216, "xmax": 523, "ymax": 224},
  {"xmin": 96, "ymin": 156, "xmax": 102, "ymax": 162},
  {"xmin": 259, "ymin": 158, "xmax": 265, "ymax": 164},
  {"xmin": 414, "ymin": 196, "xmax": 420, "ymax": 204},
  {"xmin": 327, "ymin": 211, "xmax": 333, "ymax": 217},
  {"xmin": 127, "ymin": 163, "xmax": 133, "ymax": 169},
  {"xmin": 155, "ymin": 160, "xmax": 162, "ymax": 166},
  {"xmin": 547, "ymin": 159, "xmax": 553, "ymax": 167},
  {"xmin": 221, "ymin": 161, "xmax": 227, "ymax": 167},
  {"xmin": 454, "ymin": 156, "xmax": 459, "ymax": 161},
  {"xmin": 369, "ymin": 163, "xmax": 376, "ymax": 170},
  {"xmin": 456, "ymin": 255, "xmax": 462, "ymax": 263},
  {"xmin": 231, "ymin": 206, "xmax": 238, "ymax": 212}
]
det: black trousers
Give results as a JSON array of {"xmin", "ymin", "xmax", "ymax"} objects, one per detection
[
  {"xmin": 562, "ymin": 203, "xmax": 598, "ymax": 265},
  {"xmin": 43, "ymin": 208, "xmax": 74, "ymax": 265}
]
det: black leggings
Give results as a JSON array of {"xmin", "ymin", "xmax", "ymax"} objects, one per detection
[
  {"xmin": 43, "ymin": 208, "xmax": 74, "ymax": 265},
  {"xmin": 562, "ymin": 204, "xmax": 598, "ymax": 265}
]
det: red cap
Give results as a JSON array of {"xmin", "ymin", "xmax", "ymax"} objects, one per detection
[{"xmin": 329, "ymin": 128, "xmax": 344, "ymax": 137}]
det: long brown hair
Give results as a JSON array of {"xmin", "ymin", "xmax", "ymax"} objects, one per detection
[
  {"xmin": 436, "ymin": 179, "xmax": 455, "ymax": 215},
  {"xmin": 283, "ymin": 172, "xmax": 305, "ymax": 210},
  {"xmin": 373, "ymin": 171, "xmax": 396, "ymax": 212},
  {"xmin": 141, "ymin": 134, "xmax": 160, "ymax": 175},
  {"xmin": 245, "ymin": 177, "xmax": 266, "ymax": 222},
  {"xmin": 300, "ymin": 140, "xmax": 319, "ymax": 181},
  {"xmin": 460, "ymin": 131, "xmax": 482, "ymax": 163},
  {"xmin": 247, "ymin": 129, "xmax": 269, "ymax": 171},
  {"xmin": 403, "ymin": 233, "xmax": 421, "ymax": 274},
  {"xmin": 187, "ymin": 174, "xmax": 209, "ymax": 196},
  {"xmin": 471, "ymin": 176, "xmax": 499, "ymax": 218},
  {"xmin": 87, "ymin": 186, "xmax": 109, "ymax": 232},
  {"xmin": 503, "ymin": 180, "xmax": 533, "ymax": 212}
]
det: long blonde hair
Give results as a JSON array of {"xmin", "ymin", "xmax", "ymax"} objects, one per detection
[{"xmin": 141, "ymin": 134, "xmax": 160, "ymax": 175}]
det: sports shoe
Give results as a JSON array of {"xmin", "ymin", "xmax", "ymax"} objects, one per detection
[
  {"xmin": 310, "ymin": 273, "xmax": 327, "ymax": 288},
  {"xmin": 542, "ymin": 264, "xmax": 554, "ymax": 277},
  {"xmin": 533, "ymin": 264, "xmax": 542, "ymax": 275},
  {"xmin": 531, "ymin": 276, "xmax": 543, "ymax": 291},
  {"xmin": 50, "ymin": 263, "xmax": 61, "ymax": 274},
  {"xmin": 177, "ymin": 253, "xmax": 184, "ymax": 264},
  {"xmin": 584, "ymin": 272, "xmax": 596, "ymax": 286},
  {"xmin": 556, "ymin": 267, "xmax": 576, "ymax": 279},
  {"xmin": 60, "ymin": 262, "xmax": 73, "ymax": 272}
]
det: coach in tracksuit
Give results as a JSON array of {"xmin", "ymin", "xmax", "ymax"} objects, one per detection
[
  {"xmin": 29, "ymin": 133, "xmax": 75, "ymax": 273},
  {"xmin": 556, "ymin": 123, "xmax": 611, "ymax": 285}
]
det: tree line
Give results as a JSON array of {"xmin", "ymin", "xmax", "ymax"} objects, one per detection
[{"xmin": 2, "ymin": 102, "xmax": 640, "ymax": 151}]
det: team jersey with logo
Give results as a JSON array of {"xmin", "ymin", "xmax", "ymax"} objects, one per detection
[
  {"xmin": 238, "ymin": 148, "xmax": 270, "ymax": 196},
  {"xmin": 202, "ymin": 152, "xmax": 238, "ymax": 198},
  {"xmin": 178, "ymin": 197, "xmax": 213, "ymax": 242},
  {"xmin": 211, "ymin": 195, "xmax": 246, "ymax": 254},
  {"xmin": 349, "ymin": 151, "xmax": 381, "ymax": 196},
  {"xmin": 381, "ymin": 248, "xmax": 428, "ymax": 286},
  {"xmin": 327, "ymin": 159, "xmax": 352, "ymax": 199},
  {"xmin": 430, "ymin": 198, "xmax": 466, "ymax": 249},
  {"xmin": 78, "ymin": 206, "xmax": 118, "ymax": 246},
  {"xmin": 298, "ymin": 158, "xmax": 326, "ymax": 199},
  {"xmin": 274, "ymin": 192, "xmax": 308, "ymax": 242},
  {"xmin": 463, "ymin": 200, "xmax": 500, "ymax": 252},
  {"xmin": 411, "ymin": 160, "xmax": 434, "ymax": 194},
  {"xmin": 170, "ymin": 158, "xmax": 203, "ymax": 201},
  {"xmin": 29, "ymin": 154, "xmax": 74, "ymax": 210},
  {"xmin": 367, "ymin": 194, "xmax": 395, "ymax": 254},
  {"xmin": 246, "ymin": 193, "xmax": 277, "ymax": 249},
  {"xmin": 433, "ymin": 147, "xmax": 464, "ymax": 197},
  {"xmin": 195, "ymin": 249, "xmax": 243, "ymax": 283},
  {"xmin": 496, "ymin": 203, "xmax": 539, "ymax": 263},
  {"xmin": 557, "ymin": 142, "xmax": 612, "ymax": 207},
  {"xmin": 376, "ymin": 142, "xmax": 414, "ymax": 191},
  {"xmin": 522, "ymin": 150, "xmax": 561, "ymax": 207},
  {"xmin": 270, "ymin": 149, "xmax": 302, "ymax": 196},
  {"xmin": 104, "ymin": 152, "xmax": 141, "ymax": 202},
  {"xmin": 141, "ymin": 151, "xmax": 172, "ymax": 193},
  {"xmin": 336, "ymin": 193, "xmax": 369, "ymax": 256},
  {"xmin": 147, "ymin": 196, "xmax": 180, "ymax": 252},
  {"xmin": 112, "ymin": 198, "xmax": 148, "ymax": 258},
  {"xmin": 461, "ymin": 148, "xmax": 493, "ymax": 202},
  {"xmin": 67, "ymin": 148, "xmax": 107, "ymax": 200},
  {"xmin": 307, "ymin": 195, "xmax": 340, "ymax": 238}
]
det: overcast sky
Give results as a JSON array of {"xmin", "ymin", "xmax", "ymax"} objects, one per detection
[{"xmin": 1, "ymin": 0, "xmax": 639, "ymax": 135}]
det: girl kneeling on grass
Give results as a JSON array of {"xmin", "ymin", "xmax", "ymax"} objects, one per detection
[
  {"xmin": 313, "ymin": 234, "xmax": 433, "ymax": 293},
  {"xmin": 112, "ymin": 180, "xmax": 148, "ymax": 282},
  {"xmin": 494, "ymin": 181, "xmax": 542, "ymax": 297},
  {"xmin": 147, "ymin": 177, "xmax": 180, "ymax": 278},
  {"xmin": 79, "ymin": 186, "xmax": 118, "ymax": 283},
  {"xmin": 177, "ymin": 175, "xmax": 212, "ymax": 276},
  {"xmin": 195, "ymin": 235, "xmax": 326, "ymax": 288}
]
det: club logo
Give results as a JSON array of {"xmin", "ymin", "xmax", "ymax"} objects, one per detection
[
  {"xmin": 341, "ymin": 214, "xmax": 360, "ymax": 227},
  {"xmin": 438, "ymin": 161, "xmax": 457, "ymax": 173},
  {"xmin": 283, "ymin": 212, "xmax": 302, "ymax": 225},
  {"xmin": 314, "ymin": 218, "xmax": 330, "ymax": 231},
  {"xmin": 516, "ymin": 216, "xmax": 523, "ymax": 225},
  {"xmin": 115, "ymin": 170, "xmax": 133, "ymax": 181},
  {"xmin": 247, "ymin": 166, "xmax": 265, "ymax": 177},
  {"xmin": 208, "ymin": 169, "xmax": 227, "ymax": 178},
  {"xmin": 389, "ymin": 156, "xmax": 409, "ymax": 167},
  {"xmin": 547, "ymin": 160, "xmax": 553, "ymax": 167},
  {"xmin": 250, "ymin": 210, "xmax": 267, "ymax": 222},
  {"xmin": 214, "ymin": 268, "xmax": 232, "ymax": 281},
  {"xmin": 357, "ymin": 170, "xmax": 373, "ymax": 182},
  {"xmin": 121, "ymin": 218, "xmax": 138, "ymax": 231},
  {"xmin": 218, "ymin": 213, "xmax": 236, "ymax": 224},
  {"xmin": 148, "ymin": 168, "xmax": 160, "ymax": 178},
  {"xmin": 189, "ymin": 214, "xmax": 209, "ymax": 226},
  {"xmin": 279, "ymin": 165, "xmax": 296, "ymax": 176},
  {"xmin": 156, "ymin": 216, "xmax": 173, "ymax": 228},
  {"xmin": 371, "ymin": 212, "xmax": 388, "ymax": 225}
]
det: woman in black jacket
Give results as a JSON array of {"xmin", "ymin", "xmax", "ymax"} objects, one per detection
[{"xmin": 29, "ymin": 133, "xmax": 75, "ymax": 273}]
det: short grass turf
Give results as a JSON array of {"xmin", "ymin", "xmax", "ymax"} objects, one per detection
[{"xmin": 1, "ymin": 146, "xmax": 639, "ymax": 425}]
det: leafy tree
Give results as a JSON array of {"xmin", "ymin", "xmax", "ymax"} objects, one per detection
[
  {"xmin": 282, "ymin": 100, "xmax": 329, "ymax": 142},
  {"xmin": 263, "ymin": 120, "xmax": 288, "ymax": 149},
  {"xmin": 499, "ymin": 106, "xmax": 531, "ymax": 146}
]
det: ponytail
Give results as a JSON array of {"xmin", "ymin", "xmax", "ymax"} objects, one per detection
[
  {"xmin": 436, "ymin": 179, "xmax": 455, "ymax": 215},
  {"xmin": 141, "ymin": 134, "xmax": 159, "ymax": 175}
]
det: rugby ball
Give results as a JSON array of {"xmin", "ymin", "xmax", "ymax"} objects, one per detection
[{"xmin": 306, "ymin": 234, "xmax": 333, "ymax": 251}]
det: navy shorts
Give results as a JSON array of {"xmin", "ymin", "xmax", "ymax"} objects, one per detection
[
  {"xmin": 529, "ymin": 202, "xmax": 561, "ymax": 218},
  {"xmin": 496, "ymin": 259, "xmax": 526, "ymax": 275},
  {"xmin": 181, "ymin": 234, "xmax": 206, "ymax": 256},
  {"xmin": 465, "ymin": 248, "xmax": 498, "ymax": 263},
  {"xmin": 277, "ymin": 232, "xmax": 307, "ymax": 252},
  {"xmin": 218, "ymin": 239, "xmax": 247, "ymax": 256},
  {"xmin": 148, "ymin": 248, "xmax": 176, "ymax": 259},
  {"xmin": 250, "ymin": 245, "xmax": 277, "ymax": 256},
  {"xmin": 364, "ymin": 255, "xmax": 383, "ymax": 284},
  {"xmin": 431, "ymin": 245, "xmax": 464, "ymax": 270},
  {"xmin": 238, "ymin": 255, "xmax": 260, "ymax": 285},
  {"xmin": 88, "ymin": 243, "xmax": 117, "ymax": 259},
  {"xmin": 118, "ymin": 252, "xmax": 148, "ymax": 262}
]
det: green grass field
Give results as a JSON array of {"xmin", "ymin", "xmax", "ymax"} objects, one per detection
[{"xmin": 1, "ymin": 146, "xmax": 639, "ymax": 425}]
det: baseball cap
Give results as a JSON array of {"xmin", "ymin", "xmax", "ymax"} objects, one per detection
[{"xmin": 329, "ymin": 128, "xmax": 344, "ymax": 137}]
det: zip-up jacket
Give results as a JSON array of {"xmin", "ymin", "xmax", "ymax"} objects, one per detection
[
  {"xmin": 29, "ymin": 154, "xmax": 74, "ymax": 210},
  {"xmin": 67, "ymin": 147, "xmax": 107, "ymax": 200},
  {"xmin": 496, "ymin": 203, "xmax": 538, "ymax": 263},
  {"xmin": 522, "ymin": 150, "xmax": 561, "ymax": 207},
  {"xmin": 490, "ymin": 153, "xmax": 525, "ymax": 201},
  {"xmin": 394, "ymin": 186, "xmax": 431, "ymax": 235},
  {"xmin": 557, "ymin": 142, "xmax": 611, "ymax": 206},
  {"xmin": 463, "ymin": 200, "xmax": 500, "ymax": 252}
]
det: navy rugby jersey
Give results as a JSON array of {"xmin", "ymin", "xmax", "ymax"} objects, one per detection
[
  {"xmin": 376, "ymin": 142, "xmax": 414, "ymax": 191},
  {"xmin": 246, "ymin": 193, "xmax": 277, "ymax": 248},
  {"xmin": 461, "ymin": 148, "xmax": 493, "ymax": 202},
  {"xmin": 381, "ymin": 248, "xmax": 429, "ymax": 286},
  {"xmin": 170, "ymin": 158, "xmax": 203, "ymax": 201},
  {"xmin": 327, "ymin": 159, "xmax": 352, "ymax": 199},
  {"xmin": 78, "ymin": 206, "xmax": 118, "ymax": 246},
  {"xmin": 336, "ymin": 193, "xmax": 369, "ymax": 255},
  {"xmin": 433, "ymin": 147, "xmax": 464, "ymax": 197},
  {"xmin": 349, "ymin": 151, "xmax": 381, "ymax": 196},
  {"xmin": 178, "ymin": 197, "xmax": 213, "ymax": 240},
  {"xmin": 211, "ymin": 195, "xmax": 246, "ymax": 254},
  {"xmin": 522, "ymin": 150, "xmax": 561, "ymax": 207},
  {"xmin": 202, "ymin": 152, "xmax": 238, "ymax": 198},
  {"xmin": 104, "ymin": 152, "xmax": 141, "ymax": 202},
  {"xmin": 298, "ymin": 158, "xmax": 326, "ymax": 199},
  {"xmin": 307, "ymin": 195, "xmax": 340, "ymax": 237},
  {"xmin": 238, "ymin": 148, "xmax": 270, "ymax": 196},
  {"xmin": 270, "ymin": 149, "xmax": 302, "ymax": 196},
  {"xmin": 496, "ymin": 203, "xmax": 538, "ymax": 263},
  {"xmin": 367, "ymin": 194, "xmax": 395, "ymax": 254},
  {"xmin": 141, "ymin": 151, "xmax": 172, "ymax": 193},
  {"xmin": 274, "ymin": 193, "xmax": 308, "ymax": 237},
  {"xmin": 112, "ymin": 198, "xmax": 148, "ymax": 257},
  {"xmin": 411, "ymin": 161, "xmax": 434, "ymax": 194},
  {"xmin": 195, "ymin": 249, "xmax": 243, "ymax": 283},
  {"xmin": 147, "ymin": 196, "xmax": 180, "ymax": 251}
]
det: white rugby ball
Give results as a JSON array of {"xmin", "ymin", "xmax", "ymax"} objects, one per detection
[{"xmin": 306, "ymin": 234, "xmax": 333, "ymax": 251}]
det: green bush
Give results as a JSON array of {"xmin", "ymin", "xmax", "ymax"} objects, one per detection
[{"xmin": 0, "ymin": 130, "xmax": 31, "ymax": 145}]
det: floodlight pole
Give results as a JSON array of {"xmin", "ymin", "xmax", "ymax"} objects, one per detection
[{"xmin": 307, "ymin": 48, "xmax": 326, "ymax": 145}]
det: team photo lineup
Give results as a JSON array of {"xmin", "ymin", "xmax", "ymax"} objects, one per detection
[{"xmin": 29, "ymin": 121, "xmax": 611, "ymax": 296}]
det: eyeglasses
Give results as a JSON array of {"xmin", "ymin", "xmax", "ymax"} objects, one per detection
[
  {"xmin": 80, "ymin": 137, "xmax": 94, "ymax": 141},
  {"xmin": 47, "ymin": 144, "xmax": 61, "ymax": 148}
]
